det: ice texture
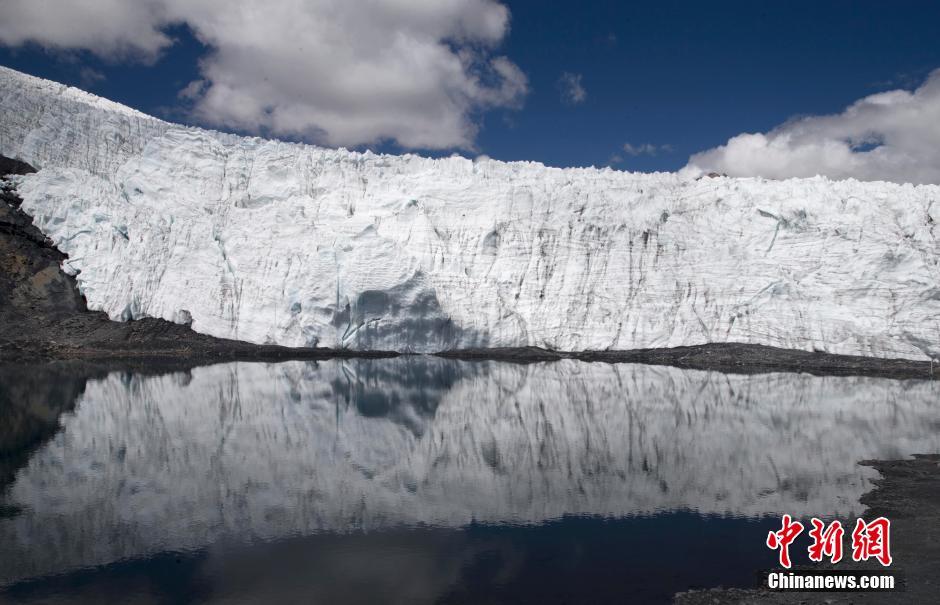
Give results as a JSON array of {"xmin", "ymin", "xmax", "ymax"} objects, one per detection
[
  {"xmin": 2, "ymin": 65, "xmax": 940, "ymax": 356},
  {"xmin": 2, "ymin": 359, "xmax": 939, "ymax": 584}
]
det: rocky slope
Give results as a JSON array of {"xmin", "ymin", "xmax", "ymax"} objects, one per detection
[
  {"xmin": 3, "ymin": 66, "xmax": 939, "ymax": 358},
  {"xmin": 3, "ymin": 153, "xmax": 934, "ymax": 377},
  {"xmin": 0, "ymin": 156, "xmax": 393, "ymax": 361}
]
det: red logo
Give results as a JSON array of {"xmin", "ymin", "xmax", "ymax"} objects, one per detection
[
  {"xmin": 808, "ymin": 518, "xmax": 844, "ymax": 563},
  {"xmin": 766, "ymin": 514, "xmax": 804, "ymax": 568},
  {"xmin": 851, "ymin": 517, "xmax": 892, "ymax": 566},
  {"xmin": 767, "ymin": 516, "xmax": 892, "ymax": 568}
]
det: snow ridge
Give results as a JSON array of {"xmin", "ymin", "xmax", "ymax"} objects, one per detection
[{"xmin": 2, "ymin": 65, "xmax": 939, "ymax": 357}]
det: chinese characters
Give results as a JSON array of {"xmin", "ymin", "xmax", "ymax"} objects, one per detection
[{"xmin": 767, "ymin": 516, "xmax": 892, "ymax": 568}]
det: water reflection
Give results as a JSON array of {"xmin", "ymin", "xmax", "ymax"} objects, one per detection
[
  {"xmin": 0, "ymin": 358, "xmax": 938, "ymax": 593},
  {"xmin": 0, "ymin": 515, "xmax": 779, "ymax": 604},
  {"xmin": 0, "ymin": 363, "xmax": 86, "ymax": 519}
]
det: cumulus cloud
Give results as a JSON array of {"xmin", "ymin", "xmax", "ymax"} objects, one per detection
[
  {"xmin": 684, "ymin": 69, "xmax": 940, "ymax": 184},
  {"xmin": 0, "ymin": 0, "xmax": 172, "ymax": 61},
  {"xmin": 557, "ymin": 72, "xmax": 586, "ymax": 105},
  {"xmin": 0, "ymin": 0, "xmax": 528, "ymax": 150}
]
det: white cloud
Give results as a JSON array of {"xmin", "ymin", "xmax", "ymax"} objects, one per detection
[
  {"xmin": 0, "ymin": 0, "xmax": 172, "ymax": 61},
  {"xmin": 78, "ymin": 66, "xmax": 105, "ymax": 88},
  {"xmin": 177, "ymin": 79, "xmax": 206, "ymax": 100},
  {"xmin": 608, "ymin": 142, "xmax": 671, "ymax": 166},
  {"xmin": 557, "ymin": 72, "xmax": 586, "ymax": 105},
  {"xmin": 684, "ymin": 69, "xmax": 940, "ymax": 184},
  {"xmin": 0, "ymin": 0, "xmax": 528, "ymax": 150},
  {"xmin": 622, "ymin": 142, "xmax": 671, "ymax": 156}
]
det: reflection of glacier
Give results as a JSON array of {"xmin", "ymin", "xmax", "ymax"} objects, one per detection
[{"xmin": 1, "ymin": 359, "xmax": 939, "ymax": 584}]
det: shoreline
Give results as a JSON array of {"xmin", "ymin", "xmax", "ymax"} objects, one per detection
[
  {"xmin": 675, "ymin": 454, "xmax": 940, "ymax": 605},
  {"xmin": 2, "ymin": 341, "xmax": 937, "ymax": 381},
  {"xmin": 3, "ymin": 155, "xmax": 937, "ymax": 380},
  {"xmin": 437, "ymin": 343, "xmax": 938, "ymax": 379}
]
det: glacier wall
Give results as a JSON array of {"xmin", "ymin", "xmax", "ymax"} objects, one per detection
[
  {"xmin": 2, "ymin": 359, "xmax": 939, "ymax": 584},
  {"xmin": 2, "ymin": 65, "xmax": 940, "ymax": 356}
]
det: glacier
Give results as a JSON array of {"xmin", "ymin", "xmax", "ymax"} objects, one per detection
[{"xmin": 2, "ymin": 65, "xmax": 939, "ymax": 357}]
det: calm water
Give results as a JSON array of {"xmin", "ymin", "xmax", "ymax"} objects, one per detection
[{"xmin": 1, "ymin": 359, "xmax": 938, "ymax": 604}]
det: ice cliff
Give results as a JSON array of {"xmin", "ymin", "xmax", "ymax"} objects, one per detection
[{"xmin": 2, "ymin": 65, "xmax": 939, "ymax": 357}]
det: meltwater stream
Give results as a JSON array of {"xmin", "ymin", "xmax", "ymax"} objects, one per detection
[{"xmin": 1, "ymin": 359, "xmax": 938, "ymax": 603}]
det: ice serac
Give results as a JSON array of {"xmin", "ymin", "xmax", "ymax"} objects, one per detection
[{"xmin": 2, "ymin": 65, "xmax": 939, "ymax": 357}]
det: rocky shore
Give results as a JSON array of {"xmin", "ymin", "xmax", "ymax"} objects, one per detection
[
  {"xmin": 1, "ymin": 156, "xmax": 395, "ymax": 363},
  {"xmin": 2, "ymin": 174, "xmax": 938, "ymax": 598},
  {"xmin": 2, "ymin": 154, "xmax": 937, "ymax": 380},
  {"xmin": 438, "ymin": 344, "xmax": 938, "ymax": 379},
  {"xmin": 675, "ymin": 454, "xmax": 940, "ymax": 605}
]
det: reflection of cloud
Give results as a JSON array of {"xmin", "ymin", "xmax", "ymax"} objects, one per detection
[{"xmin": 197, "ymin": 532, "xmax": 474, "ymax": 605}]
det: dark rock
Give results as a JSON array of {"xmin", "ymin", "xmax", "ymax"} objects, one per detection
[
  {"xmin": 1, "ymin": 153, "xmax": 936, "ymax": 379},
  {"xmin": 0, "ymin": 156, "xmax": 36, "ymax": 177},
  {"xmin": 0, "ymin": 155, "xmax": 395, "ymax": 363},
  {"xmin": 675, "ymin": 454, "xmax": 940, "ymax": 604}
]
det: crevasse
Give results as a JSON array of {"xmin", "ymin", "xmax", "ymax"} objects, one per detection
[{"xmin": 2, "ymin": 65, "xmax": 939, "ymax": 358}]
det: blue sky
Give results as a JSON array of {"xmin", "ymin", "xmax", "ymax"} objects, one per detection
[
  {"xmin": 488, "ymin": 0, "xmax": 940, "ymax": 171},
  {"xmin": 1, "ymin": 0, "xmax": 939, "ymax": 178}
]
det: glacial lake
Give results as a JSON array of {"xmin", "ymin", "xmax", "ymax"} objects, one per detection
[{"xmin": 1, "ymin": 358, "xmax": 939, "ymax": 603}]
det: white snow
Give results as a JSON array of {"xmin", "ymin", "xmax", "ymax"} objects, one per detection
[
  {"xmin": 1, "ymin": 359, "xmax": 938, "ymax": 584},
  {"xmin": 2, "ymin": 65, "xmax": 940, "ymax": 357}
]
